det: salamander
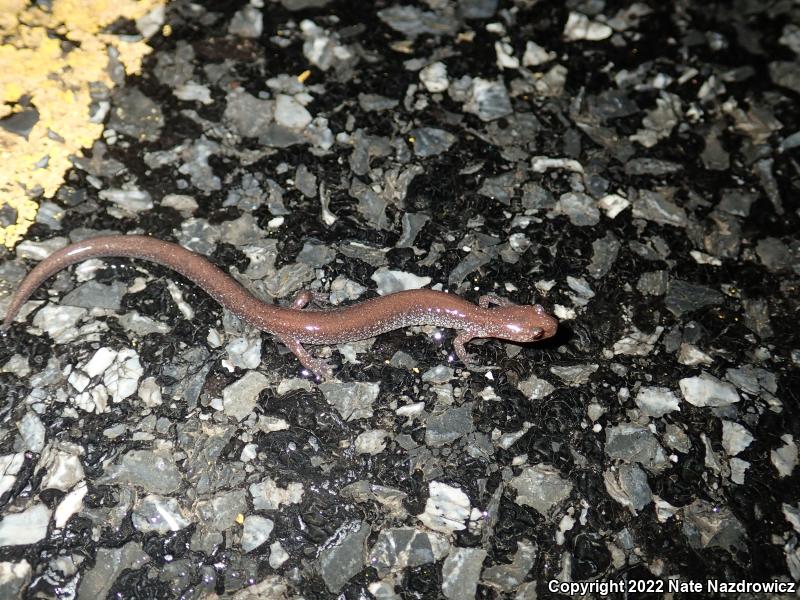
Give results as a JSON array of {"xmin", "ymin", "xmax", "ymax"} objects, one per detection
[{"xmin": 1, "ymin": 235, "xmax": 558, "ymax": 378}]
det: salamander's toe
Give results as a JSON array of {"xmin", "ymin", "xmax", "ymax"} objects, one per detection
[
  {"xmin": 459, "ymin": 352, "xmax": 477, "ymax": 366},
  {"xmin": 307, "ymin": 357, "xmax": 335, "ymax": 381}
]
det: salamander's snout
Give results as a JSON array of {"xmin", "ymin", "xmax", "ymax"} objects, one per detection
[{"xmin": 493, "ymin": 304, "xmax": 558, "ymax": 343}]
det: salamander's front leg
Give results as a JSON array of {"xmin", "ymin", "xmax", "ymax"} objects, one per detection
[
  {"xmin": 479, "ymin": 293, "xmax": 513, "ymax": 308},
  {"xmin": 453, "ymin": 332, "xmax": 476, "ymax": 365},
  {"xmin": 277, "ymin": 335, "xmax": 334, "ymax": 380}
]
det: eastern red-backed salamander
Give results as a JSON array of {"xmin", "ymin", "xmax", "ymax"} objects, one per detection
[{"xmin": 1, "ymin": 235, "xmax": 558, "ymax": 378}]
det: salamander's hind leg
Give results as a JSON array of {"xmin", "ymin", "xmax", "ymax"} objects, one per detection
[
  {"xmin": 291, "ymin": 290, "xmax": 330, "ymax": 309},
  {"xmin": 453, "ymin": 332, "xmax": 476, "ymax": 365},
  {"xmin": 479, "ymin": 293, "xmax": 513, "ymax": 308},
  {"xmin": 277, "ymin": 335, "xmax": 334, "ymax": 380}
]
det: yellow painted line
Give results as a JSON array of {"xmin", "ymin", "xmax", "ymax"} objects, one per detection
[{"xmin": 0, "ymin": 0, "xmax": 167, "ymax": 248}]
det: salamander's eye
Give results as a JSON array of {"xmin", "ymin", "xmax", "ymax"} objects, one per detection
[{"xmin": 533, "ymin": 304, "xmax": 544, "ymax": 315}]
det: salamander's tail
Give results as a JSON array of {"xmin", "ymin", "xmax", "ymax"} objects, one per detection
[{"xmin": 1, "ymin": 234, "xmax": 281, "ymax": 334}]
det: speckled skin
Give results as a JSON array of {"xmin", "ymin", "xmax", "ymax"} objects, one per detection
[{"xmin": 1, "ymin": 235, "xmax": 558, "ymax": 378}]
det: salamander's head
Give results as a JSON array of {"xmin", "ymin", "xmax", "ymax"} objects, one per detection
[{"xmin": 487, "ymin": 304, "xmax": 558, "ymax": 343}]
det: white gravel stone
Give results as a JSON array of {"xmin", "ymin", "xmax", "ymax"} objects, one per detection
[
  {"xmin": 495, "ymin": 41, "xmax": 519, "ymax": 69},
  {"xmin": 441, "ymin": 547, "xmax": 486, "ymax": 599},
  {"xmin": 132, "ymin": 494, "xmax": 190, "ymax": 534},
  {"xmin": 32, "ymin": 305, "xmax": 87, "ymax": 343},
  {"xmin": 0, "ymin": 454, "xmax": 24, "ymax": 497},
  {"xmin": 174, "ymin": 82, "xmax": 213, "ymax": 104},
  {"xmin": 269, "ymin": 541, "xmax": 290, "ymax": 568},
  {"xmin": 1, "ymin": 354, "xmax": 30, "ymax": 377},
  {"xmin": 222, "ymin": 371, "xmax": 269, "ymax": 421},
  {"xmin": 73, "ymin": 385, "xmax": 110, "ymax": 414},
  {"xmin": 783, "ymin": 502, "xmax": 800, "ymax": 534},
  {"xmin": 0, "ymin": 504, "xmax": 51, "ymax": 546},
  {"xmin": 510, "ymin": 464, "xmax": 572, "ymax": 515},
  {"xmin": 522, "ymin": 40, "xmax": 556, "ymax": 66},
  {"xmin": 604, "ymin": 465, "xmax": 652, "ymax": 514},
  {"xmin": 517, "ymin": 375, "xmax": 555, "ymax": 400},
  {"xmin": 420, "ymin": 61, "xmax": 449, "ymax": 92},
  {"xmin": 653, "ymin": 496, "xmax": 679, "ymax": 523},
  {"xmin": 68, "ymin": 369, "xmax": 90, "ymax": 393},
  {"xmin": 242, "ymin": 515, "xmax": 274, "ymax": 552},
  {"xmin": 319, "ymin": 381, "xmax": 380, "ymax": 421},
  {"xmin": 531, "ymin": 156, "xmax": 584, "ymax": 174},
  {"xmin": 55, "ymin": 482, "xmax": 87, "ymax": 528},
  {"xmin": 729, "ymin": 457, "xmax": 749, "ymax": 484},
  {"xmin": 99, "ymin": 188, "xmax": 153, "ymax": 213},
  {"xmin": 678, "ymin": 343, "xmax": 714, "ymax": 366},
  {"xmin": 598, "ymin": 194, "xmax": 630, "ymax": 219},
  {"xmin": 418, "ymin": 482, "xmax": 471, "ymax": 533},
  {"xmin": 0, "ymin": 560, "xmax": 31, "ymax": 596},
  {"xmin": 371, "ymin": 268, "xmax": 432, "ymax": 295},
  {"xmin": 355, "ymin": 429, "xmax": 389, "ymax": 455},
  {"xmin": 274, "ymin": 94, "xmax": 312, "ymax": 129},
  {"xmin": 679, "ymin": 372, "xmax": 740, "ymax": 407},
  {"xmin": 18, "ymin": 412, "xmax": 46, "ymax": 453},
  {"xmin": 721, "ymin": 420, "xmax": 754, "ymax": 456},
  {"xmin": 635, "ymin": 387, "xmax": 680, "ymax": 417},
  {"xmin": 564, "ymin": 12, "xmax": 613, "ymax": 41},
  {"xmin": 16, "ymin": 237, "xmax": 68, "ymax": 260},
  {"xmin": 368, "ymin": 527, "xmax": 450, "ymax": 577},
  {"xmin": 613, "ymin": 326, "xmax": 663, "ymax": 356},
  {"xmin": 772, "ymin": 434, "xmax": 798, "ymax": 478},
  {"xmin": 463, "ymin": 78, "xmax": 512, "ymax": 121},
  {"xmin": 137, "ymin": 377, "xmax": 163, "ymax": 407},
  {"xmin": 103, "ymin": 349, "xmax": 144, "ymax": 403},
  {"xmin": 41, "ymin": 450, "xmax": 84, "ymax": 491},
  {"xmin": 258, "ymin": 415, "xmax": 290, "ymax": 433},
  {"xmin": 556, "ymin": 513, "xmax": 577, "ymax": 545},
  {"xmin": 229, "ymin": 4, "xmax": 262, "ymax": 38},
  {"xmin": 225, "ymin": 335, "xmax": 263, "ymax": 370},
  {"xmin": 250, "ymin": 477, "xmax": 304, "ymax": 511}
]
